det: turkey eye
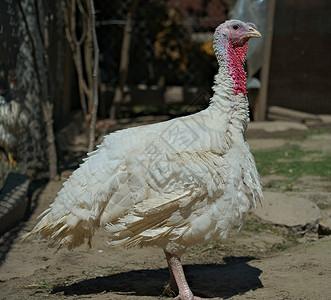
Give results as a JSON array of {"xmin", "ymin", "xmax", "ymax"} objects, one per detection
[{"xmin": 232, "ymin": 24, "xmax": 240, "ymax": 30}]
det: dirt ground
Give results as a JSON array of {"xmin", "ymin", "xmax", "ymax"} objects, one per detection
[{"xmin": 0, "ymin": 121, "xmax": 331, "ymax": 300}]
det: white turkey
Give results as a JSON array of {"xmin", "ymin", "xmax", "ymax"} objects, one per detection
[{"xmin": 24, "ymin": 19, "xmax": 263, "ymax": 299}]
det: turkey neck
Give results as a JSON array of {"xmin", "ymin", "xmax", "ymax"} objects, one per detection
[{"xmin": 208, "ymin": 33, "xmax": 250, "ymax": 132}]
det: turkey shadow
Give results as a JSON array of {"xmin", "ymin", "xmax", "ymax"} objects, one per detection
[{"xmin": 52, "ymin": 256, "xmax": 263, "ymax": 298}]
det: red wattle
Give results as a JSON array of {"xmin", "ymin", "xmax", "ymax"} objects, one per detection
[{"xmin": 226, "ymin": 42, "xmax": 248, "ymax": 95}]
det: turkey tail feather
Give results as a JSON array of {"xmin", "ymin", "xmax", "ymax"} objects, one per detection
[{"xmin": 22, "ymin": 151, "xmax": 112, "ymax": 249}]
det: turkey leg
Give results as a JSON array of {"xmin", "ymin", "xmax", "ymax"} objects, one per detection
[{"xmin": 164, "ymin": 251, "xmax": 202, "ymax": 300}]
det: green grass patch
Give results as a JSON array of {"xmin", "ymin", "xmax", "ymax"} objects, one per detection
[
  {"xmin": 307, "ymin": 128, "xmax": 331, "ymax": 136},
  {"xmin": 253, "ymin": 145, "xmax": 331, "ymax": 178},
  {"xmin": 263, "ymin": 178, "xmax": 297, "ymax": 191},
  {"xmin": 317, "ymin": 202, "xmax": 331, "ymax": 210},
  {"xmin": 23, "ymin": 279, "xmax": 52, "ymax": 290},
  {"xmin": 244, "ymin": 218, "xmax": 274, "ymax": 233}
]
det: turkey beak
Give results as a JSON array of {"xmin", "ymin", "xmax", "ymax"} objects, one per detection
[{"xmin": 247, "ymin": 26, "xmax": 261, "ymax": 38}]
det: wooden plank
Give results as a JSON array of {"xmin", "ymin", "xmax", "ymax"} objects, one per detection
[
  {"xmin": 268, "ymin": 106, "xmax": 323, "ymax": 126},
  {"xmin": 254, "ymin": 0, "xmax": 276, "ymax": 121}
]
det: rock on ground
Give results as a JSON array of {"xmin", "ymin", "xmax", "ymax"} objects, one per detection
[
  {"xmin": 246, "ymin": 121, "xmax": 308, "ymax": 138},
  {"xmin": 253, "ymin": 191, "xmax": 322, "ymax": 228}
]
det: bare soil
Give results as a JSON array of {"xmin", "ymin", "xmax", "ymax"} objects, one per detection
[{"xmin": 1, "ymin": 121, "xmax": 331, "ymax": 300}]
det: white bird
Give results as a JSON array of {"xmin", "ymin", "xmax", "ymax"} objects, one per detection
[{"xmin": 24, "ymin": 19, "xmax": 263, "ymax": 299}]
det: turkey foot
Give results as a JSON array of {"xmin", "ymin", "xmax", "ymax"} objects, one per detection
[{"xmin": 164, "ymin": 251, "xmax": 203, "ymax": 300}]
